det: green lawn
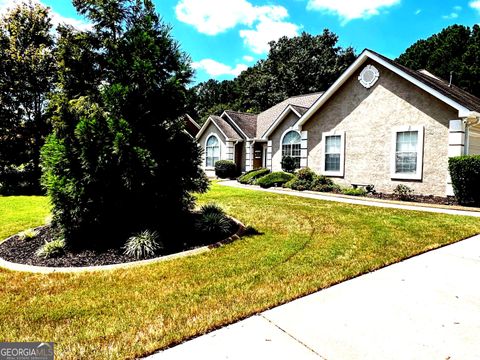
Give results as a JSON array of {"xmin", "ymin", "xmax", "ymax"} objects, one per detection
[
  {"xmin": 1, "ymin": 184, "xmax": 479, "ymax": 359},
  {"xmin": 0, "ymin": 196, "xmax": 50, "ymax": 240}
]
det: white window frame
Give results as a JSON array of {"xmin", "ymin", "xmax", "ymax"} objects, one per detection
[
  {"xmin": 205, "ymin": 133, "xmax": 221, "ymax": 169},
  {"xmin": 280, "ymin": 129, "xmax": 302, "ymax": 170},
  {"xmin": 390, "ymin": 126, "xmax": 424, "ymax": 180},
  {"xmin": 321, "ymin": 131, "xmax": 345, "ymax": 177}
]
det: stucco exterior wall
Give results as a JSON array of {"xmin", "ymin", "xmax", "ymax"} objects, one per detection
[
  {"xmin": 270, "ymin": 112, "xmax": 301, "ymax": 172},
  {"xmin": 197, "ymin": 122, "xmax": 227, "ymax": 176},
  {"xmin": 303, "ymin": 61, "xmax": 458, "ymax": 197}
]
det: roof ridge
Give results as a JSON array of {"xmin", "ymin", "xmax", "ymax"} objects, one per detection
[
  {"xmin": 287, "ymin": 91, "xmax": 324, "ymax": 99},
  {"xmin": 224, "ymin": 110, "xmax": 258, "ymax": 116}
]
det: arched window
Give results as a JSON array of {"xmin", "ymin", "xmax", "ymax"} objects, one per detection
[
  {"xmin": 282, "ymin": 131, "xmax": 301, "ymax": 169},
  {"xmin": 206, "ymin": 135, "xmax": 220, "ymax": 167}
]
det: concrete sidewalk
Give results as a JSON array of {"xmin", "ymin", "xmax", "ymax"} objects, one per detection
[
  {"xmin": 148, "ymin": 235, "xmax": 480, "ymax": 360},
  {"xmin": 219, "ymin": 180, "xmax": 480, "ymax": 217}
]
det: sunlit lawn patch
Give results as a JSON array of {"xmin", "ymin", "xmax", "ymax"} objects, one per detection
[{"xmin": 0, "ymin": 184, "xmax": 479, "ymax": 359}]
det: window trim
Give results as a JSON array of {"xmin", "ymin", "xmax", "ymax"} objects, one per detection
[
  {"xmin": 321, "ymin": 131, "xmax": 345, "ymax": 177},
  {"xmin": 390, "ymin": 126, "xmax": 424, "ymax": 180},
  {"xmin": 280, "ymin": 129, "xmax": 302, "ymax": 170},
  {"xmin": 205, "ymin": 133, "xmax": 221, "ymax": 169}
]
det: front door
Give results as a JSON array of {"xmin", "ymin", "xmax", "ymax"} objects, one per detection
[{"xmin": 253, "ymin": 143, "xmax": 264, "ymax": 169}]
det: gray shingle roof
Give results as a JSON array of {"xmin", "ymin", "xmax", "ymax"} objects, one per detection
[
  {"xmin": 210, "ymin": 115, "xmax": 243, "ymax": 140},
  {"xmin": 223, "ymin": 111, "xmax": 258, "ymax": 139},
  {"xmin": 256, "ymin": 92, "xmax": 323, "ymax": 138},
  {"xmin": 368, "ymin": 49, "xmax": 480, "ymax": 112}
]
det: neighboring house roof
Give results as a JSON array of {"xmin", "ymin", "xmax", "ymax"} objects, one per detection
[
  {"xmin": 222, "ymin": 110, "xmax": 258, "ymax": 139},
  {"xmin": 182, "ymin": 114, "xmax": 201, "ymax": 138},
  {"xmin": 196, "ymin": 115, "xmax": 243, "ymax": 141},
  {"xmin": 257, "ymin": 92, "xmax": 323, "ymax": 138},
  {"xmin": 296, "ymin": 49, "xmax": 480, "ymax": 128}
]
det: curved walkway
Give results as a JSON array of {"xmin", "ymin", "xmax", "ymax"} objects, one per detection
[{"xmin": 219, "ymin": 180, "xmax": 480, "ymax": 217}]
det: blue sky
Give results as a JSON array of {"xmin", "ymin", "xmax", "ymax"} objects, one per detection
[{"xmin": 2, "ymin": 0, "xmax": 480, "ymax": 84}]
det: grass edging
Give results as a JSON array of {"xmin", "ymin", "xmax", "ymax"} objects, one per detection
[{"xmin": 0, "ymin": 217, "xmax": 245, "ymax": 274}]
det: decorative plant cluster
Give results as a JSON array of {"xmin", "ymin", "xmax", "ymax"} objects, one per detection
[
  {"xmin": 237, "ymin": 168, "xmax": 270, "ymax": 184},
  {"xmin": 36, "ymin": 238, "xmax": 65, "ymax": 258},
  {"xmin": 195, "ymin": 204, "xmax": 233, "ymax": 237},
  {"xmin": 393, "ymin": 184, "xmax": 414, "ymax": 201},
  {"xmin": 124, "ymin": 230, "xmax": 162, "ymax": 260}
]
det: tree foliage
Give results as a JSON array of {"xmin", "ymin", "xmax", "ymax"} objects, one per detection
[
  {"xmin": 42, "ymin": 0, "xmax": 208, "ymax": 247},
  {"xmin": 0, "ymin": 1, "xmax": 55, "ymax": 194},
  {"xmin": 188, "ymin": 30, "xmax": 355, "ymax": 122},
  {"xmin": 397, "ymin": 24, "xmax": 480, "ymax": 97}
]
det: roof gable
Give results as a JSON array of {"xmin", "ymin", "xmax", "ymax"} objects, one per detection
[
  {"xmin": 196, "ymin": 115, "xmax": 243, "ymax": 141},
  {"xmin": 222, "ymin": 111, "xmax": 258, "ymax": 139},
  {"xmin": 262, "ymin": 104, "xmax": 306, "ymax": 139},
  {"xmin": 296, "ymin": 49, "xmax": 480, "ymax": 128}
]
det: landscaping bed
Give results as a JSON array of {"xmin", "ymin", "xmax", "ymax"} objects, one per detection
[
  {"xmin": 366, "ymin": 192, "xmax": 458, "ymax": 206},
  {"xmin": 0, "ymin": 214, "xmax": 240, "ymax": 268}
]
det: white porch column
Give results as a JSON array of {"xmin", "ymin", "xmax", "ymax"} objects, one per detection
[
  {"xmin": 226, "ymin": 141, "xmax": 234, "ymax": 161},
  {"xmin": 446, "ymin": 120, "xmax": 466, "ymax": 196},
  {"xmin": 266, "ymin": 140, "xmax": 273, "ymax": 170},
  {"xmin": 300, "ymin": 130, "xmax": 308, "ymax": 168},
  {"xmin": 245, "ymin": 141, "xmax": 253, "ymax": 172}
]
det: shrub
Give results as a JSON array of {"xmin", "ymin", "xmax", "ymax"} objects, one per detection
[
  {"xmin": 196, "ymin": 212, "xmax": 232, "ymax": 236},
  {"xmin": 284, "ymin": 168, "xmax": 316, "ymax": 191},
  {"xmin": 281, "ymin": 156, "xmax": 297, "ymax": 173},
  {"xmin": 310, "ymin": 175, "xmax": 339, "ymax": 193},
  {"xmin": 393, "ymin": 184, "xmax": 414, "ymax": 201},
  {"xmin": 19, "ymin": 228, "xmax": 39, "ymax": 241},
  {"xmin": 123, "ymin": 230, "xmax": 162, "ymax": 260},
  {"xmin": 342, "ymin": 188, "xmax": 367, "ymax": 196},
  {"xmin": 238, "ymin": 168, "xmax": 270, "ymax": 184},
  {"xmin": 215, "ymin": 160, "xmax": 237, "ymax": 179},
  {"xmin": 36, "ymin": 239, "xmax": 66, "ymax": 258},
  {"xmin": 449, "ymin": 155, "xmax": 480, "ymax": 206},
  {"xmin": 200, "ymin": 203, "xmax": 225, "ymax": 216},
  {"xmin": 256, "ymin": 172, "xmax": 294, "ymax": 188}
]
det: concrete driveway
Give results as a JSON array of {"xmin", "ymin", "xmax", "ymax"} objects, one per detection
[{"xmin": 148, "ymin": 235, "xmax": 480, "ymax": 360}]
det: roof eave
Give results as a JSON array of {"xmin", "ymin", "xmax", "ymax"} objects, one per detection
[{"xmin": 294, "ymin": 49, "xmax": 472, "ymax": 129}]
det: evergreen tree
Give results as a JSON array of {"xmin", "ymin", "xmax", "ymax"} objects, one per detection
[
  {"xmin": 42, "ymin": 0, "xmax": 208, "ymax": 246},
  {"xmin": 0, "ymin": 1, "xmax": 55, "ymax": 194}
]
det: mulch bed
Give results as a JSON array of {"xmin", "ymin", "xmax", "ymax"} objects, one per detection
[
  {"xmin": 0, "ymin": 221, "xmax": 239, "ymax": 268},
  {"xmin": 366, "ymin": 193, "xmax": 458, "ymax": 206}
]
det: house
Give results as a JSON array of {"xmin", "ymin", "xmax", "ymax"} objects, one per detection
[
  {"xmin": 181, "ymin": 114, "xmax": 201, "ymax": 138},
  {"xmin": 196, "ymin": 92, "xmax": 322, "ymax": 176},
  {"xmin": 197, "ymin": 49, "xmax": 480, "ymax": 197}
]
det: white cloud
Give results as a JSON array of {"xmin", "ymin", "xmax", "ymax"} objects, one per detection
[
  {"xmin": 243, "ymin": 55, "xmax": 255, "ymax": 62},
  {"xmin": 306, "ymin": 0, "xmax": 400, "ymax": 24},
  {"xmin": 0, "ymin": 0, "xmax": 91, "ymax": 31},
  {"xmin": 414, "ymin": 9, "xmax": 422, "ymax": 15},
  {"xmin": 240, "ymin": 17, "xmax": 300, "ymax": 54},
  {"xmin": 192, "ymin": 59, "xmax": 248, "ymax": 77},
  {"xmin": 443, "ymin": 12, "xmax": 459, "ymax": 19},
  {"xmin": 175, "ymin": 0, "xmax": 300, "ymax": 53},
  {"xmin": 470, "ymin": 0, "xmax": 480, "ymax": 12}
]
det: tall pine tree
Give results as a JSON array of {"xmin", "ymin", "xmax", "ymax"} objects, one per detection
[{"xmin": 42, "ymin": 0, "xmax": 208, "ymax": 246}]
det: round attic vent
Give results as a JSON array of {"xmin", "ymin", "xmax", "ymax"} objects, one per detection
[{"xmin": 358, "ymin": 65, "xmax": 380, "ymax": 89}]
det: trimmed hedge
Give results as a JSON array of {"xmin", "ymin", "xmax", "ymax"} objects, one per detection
[
  {"xmin": 256, "ymin": 172, "xmax": 294, "ymax": 188},
  {"xmin": 215, "ymin": 160, "xmax": 237, "ymax": 179},
  {"xmin": 284, "ymin": 168, "xmax": 339, "ymax": 193},
  {"xmin": 449, "ymin": 155, "xmax": 480, "ymax": 206},
  {"xmin": 238, "ymin": 168, "xmax": 270, "ymax": 184}
]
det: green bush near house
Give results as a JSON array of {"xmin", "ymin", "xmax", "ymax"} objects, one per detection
[
  {"xmin": 281, "ymin": 156, "xmax": 297, "ymax": 173},
  {"xmin": 342, "ymin": 187, "xmax": 367, "ymax": 196},
  {"xmin": 215, "ymin": 160, "xmax": 237, "ymax": 179},
  {"xmin": 237, "ymin": 168, "xmax": 270, "ymax": 184},
  {"xmin": 284, "ymin": 168, "xmax": 339, "ymax": 193},
  {"xmin": 393, "ymin": 184, "xmax": 414, "ymax": 201},
  {"xmin": 449, "ymin": 155, "xmax": 480, "ymax": 206},
  {"xmin": 256, "ymin": 172, "xmax": 294, "ymax": 188}
]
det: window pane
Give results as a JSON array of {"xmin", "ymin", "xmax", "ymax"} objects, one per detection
[
  {"xmin": 395, "ymin": 131, "xmax": 418, "ymax": 173},
  {"xmin": 282, "ymin": 131, "xmax": 301, "ymax": 145},
  {"xmin": 207, "ymin": 136, "xmax": 218, "ymax": 147},
  {"xmin": 326, "ymin": 135, "xmax": 341, "ymax": 154},
  {"xmin": 325, "ymin": 154, "xmax": 340, "ymax": 171}
]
